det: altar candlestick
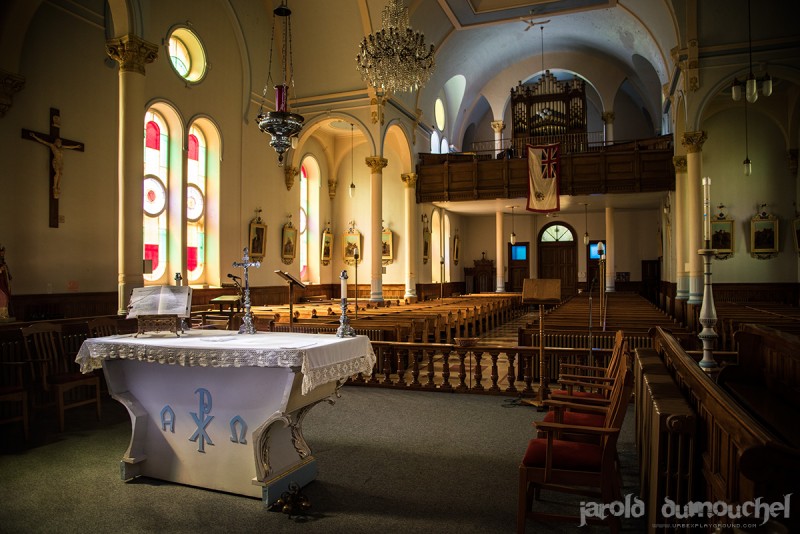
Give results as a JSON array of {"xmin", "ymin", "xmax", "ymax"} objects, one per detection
[{"xmin": 702, "ymin": 177, "xmax": 711, "ymax": 243}]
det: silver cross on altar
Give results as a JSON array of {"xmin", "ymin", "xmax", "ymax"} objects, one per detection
[{"xmin": 233, "ymin": 247, "xmax": 260, "ymax": 334}]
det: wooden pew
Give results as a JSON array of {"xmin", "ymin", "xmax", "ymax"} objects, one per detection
[
  {"xmin": 651, "ymin": 327, "xmax": 800, "ymax": 532},
  {"xmin": 718, "ymin": 323, "xmax": 800, "ymax": 448},
  {"xmin": 633, "ymin": 347, "xmax": 697, "ymax": 533}
]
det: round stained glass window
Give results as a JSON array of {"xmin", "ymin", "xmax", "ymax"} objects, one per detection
[
  {"xmin": 186, "ymin": 184, "xmax": 205, "ymax": 222},
  {"xmin": 143, "ymin": 175, "xmax": 167, "ymax": 216},
  {"xmin": 167, "ymin": 27, "xmax": 207, "ymax": 83}
]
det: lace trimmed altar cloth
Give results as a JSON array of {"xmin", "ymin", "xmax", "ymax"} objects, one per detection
[{"xmin": 76, "ymin": 330, "xmax": 375, "ymax": 395}]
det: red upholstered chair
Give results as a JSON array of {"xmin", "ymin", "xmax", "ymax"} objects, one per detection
[
  {"xmin": 539, "ymin": 347, "xmax": 631, "ymax": 442},
  {"xmin": 22, "ymin": 323, "xmax": 101, "ymax": 432},
  {"xmin": 550, "ymin": 330, "xmax": 626, "ymax": 401},
  {"xmin": 517, "ymin": 364, "xmax": 634, "ymax": 533}
]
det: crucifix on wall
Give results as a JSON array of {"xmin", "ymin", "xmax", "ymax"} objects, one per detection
[{"xmin": 21, "ymin": 107, "xmax": 85, "ymax": 228}]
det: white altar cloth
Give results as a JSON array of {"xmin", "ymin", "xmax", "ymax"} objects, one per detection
[
  {"xmin": 76, "ymin": 330, "xmax": 375, "ymax": 395},
  {"xmin": 76, "ymin": 330, "xmax": 375, "ymax": 503}
]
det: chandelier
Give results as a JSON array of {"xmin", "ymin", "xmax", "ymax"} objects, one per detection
[
  {"xmin": 355, "ymin": 0, "xmax": 435, "ymax": 92},
  {"xmin": 730, "ymin": 0, "xmax": 771, "ymax": 104},
  {"xmin": 257, "ymin": 1, "xmax": 304, "ymax": 166}
]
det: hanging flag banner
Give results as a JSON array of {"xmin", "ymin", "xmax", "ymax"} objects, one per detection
[{"xmin": 526, "ymin": 143, "xmax": 561, "ymax": 213}]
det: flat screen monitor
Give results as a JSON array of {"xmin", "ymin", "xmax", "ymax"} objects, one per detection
[{"xmin": 511, "ymin": 245, "xmax": 527, "ymax": 261}]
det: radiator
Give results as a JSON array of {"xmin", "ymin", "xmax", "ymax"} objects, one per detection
[{"xmin": 634, "ymin": 348, "xmax": 696, "ymax": 534}]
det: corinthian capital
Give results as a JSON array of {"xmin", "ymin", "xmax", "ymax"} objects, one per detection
[
  {"xmin": 681, "ymin": 131, "xmax": 707, "ymax": 153},
  {"xmin": 365, "ymin": 156, "xmax": 388, "ymax": 173},
  {"xmin": 0, "ymin": 69, "xmax": 25, "ymax": 118},
  {"xmin": 401, "ymin": 173, "xmax": 417, "ymax": 187},
  {"xmin": 672, "ymin": 156, "xmax": 687, "ymax": 173},
  {"xmin": 106, "ymin": 35, "xmax": 158, "ymax": 75},
  {"xmin": 490, "ymin": 120, "xmax": 505, "ymax": 134}
]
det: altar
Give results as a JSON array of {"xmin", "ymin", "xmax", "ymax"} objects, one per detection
[{"xmin": 76, "ymin": 330, "xmax": 375, "ymax": 505}]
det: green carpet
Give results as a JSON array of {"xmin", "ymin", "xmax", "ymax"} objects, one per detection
[{"xmin": 0, "ymin": 387, "xmax": 642, "ymax": 533}]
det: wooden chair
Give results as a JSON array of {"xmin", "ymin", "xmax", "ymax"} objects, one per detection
[
  {"xmin": 0, "ymin": 354, "xmax": 29, "ymax": 440},
  {"xmin": 539, "ymin": 347, "xmax": 631, "ymax": 440},
  {"xmin": 517, "ymin": 361, "xmax": 634, "ymax": 533},
  {"xmin": 21, "ymin": 323, "xmax": 101, "ymax": 432},
  {"xmin": 550, "ymin": 330, "xmax": 625, "ymax": 400},
  {"xmin": 87, "ymin": 317, "xmax": 120, "ymax": 337}
]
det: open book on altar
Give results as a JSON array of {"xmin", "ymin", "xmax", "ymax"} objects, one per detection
[{"xmin": 127, "ymin": 286, "xmax": 192, "ymax": 319}]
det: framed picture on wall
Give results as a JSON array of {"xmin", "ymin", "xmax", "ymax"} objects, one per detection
[
  {"xmin": 281, "ymin": 222, "xmax": 297, "ymax": 263},
  {"xmin": 750, "ymin": 216, "xmax": 778, "ymax": 254},
  {"xmin": 381, "ymin": 229, "xmax": 393, "ymax": 264},
  {"xmin": 343, "ymin": 229, "xmax": 361, "ymax": 266},
  {"xmin": 453, "ymin": 233, "xmax": 460, "ymax": 265},
  {"xmin": 321, "ymin": 228, "xmax": 333, "ymax": 265},
  {"xmin": 249, "ymin": 221, "xmax": 267, "ymax": 260},
  {"xmin": 711, "ymin": 219, "xmax": 734, "ymax": 254}
]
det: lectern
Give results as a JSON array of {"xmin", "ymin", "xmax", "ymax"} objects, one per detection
[
  {"xmin": 521, "ymin": 278, "xmax": 561, "ymax": 410},
  {"xmin": 274, "ymin": 270, "xmax": 306, "ymax": 332}
]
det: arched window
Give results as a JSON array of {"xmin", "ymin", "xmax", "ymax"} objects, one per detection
[
  {"xmin": 186, "ymin": 125, "xmax": 206, "ymax": 281},
  {"xmin": 540, "ymin": 223, "xmax": 574, "ymax": 242},
  {"xmin": 299, "ymin": 165, "xmax": 309, "ymax": 282},
  {"xmin": 430, "ymin": 130, "xmax": 440, "ymax": 154},
  {"xmin": 143, "ymin": 111, "xmax": 169, "ymax": 281}
]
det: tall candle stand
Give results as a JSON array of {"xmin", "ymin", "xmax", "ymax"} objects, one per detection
[
  {"xmin": 353, "ymin": 249, "xmax": 359, "ymax": 319},
  {"xmin": 336, "ymin": 270, "xmax": 355, "ymax": 337},
  {"xmin": 233, "ymin": 247, "xmax": 260, "ymax": 334},
  {"xmin": 698, "ymin": 177, "xmax": 718, "ymax": 372}
]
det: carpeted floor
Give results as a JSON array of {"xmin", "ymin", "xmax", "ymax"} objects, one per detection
[{"xmin": 0, "ymin": 386, "xmax": 643, "ymax": 533}]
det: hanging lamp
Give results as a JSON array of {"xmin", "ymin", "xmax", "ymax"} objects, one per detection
[{"xmin": 349, "ymin": 124, "xmax": 356, "ymax": 198}]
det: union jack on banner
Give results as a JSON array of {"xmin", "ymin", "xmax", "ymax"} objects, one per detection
[{"xmin": 526, "ymin": 143, "xmax": 561, "ymax": 213}]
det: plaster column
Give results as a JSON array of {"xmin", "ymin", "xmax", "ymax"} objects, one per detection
[
  {"xmin": 673, "ymin": 156, "xmax": 688, "ymax": 302},
  {"xmin": 366, "ymin": 156, "xmax": 388, "ymax": 302},
  {"xmin": 401, "ymin": 172, "xmax": 418, "ymax": 301},
  {"xmin": 106, "ymin": 35, "xmax": 158, "ymax": 315},
  {"xmin": 681, "ymin": 131, "xmax": 707, "ymax": 306},
  {"xmin": 495, "ymin": 211, "xmax": 506, "ymax": 292},
  {"xmin": 604, "ymin": 207, "xmax": 615, "ymax": 293},
  {"xmin": 602, "ymin": 111, "xmax": 615, "ymax": 144},
  {"xmin": 491, "ymin": 120, "xmax": 505, "ymax": 156}
]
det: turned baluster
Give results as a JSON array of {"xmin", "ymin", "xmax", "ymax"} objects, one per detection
[
  {"xmin": 473, "ymin": 350, "xmax": 484, "ymax": 391},
  {"xmin": 410, "ymin": 347, "xmax": 421, "ymax": 387},
  {"xmin": 440, "ymin": 349, "xmax": 452, "ymax": 390},
  {"xmin": 456, "ymin": 349, "xmax": 468, "ymax": 391},
  {"xmin": 395, "ymin": 347, "xmax": 406, "ymax": 387},
  {"xmin": 522, "ymin": 350, "xmax": 534, "ymax": 394},
  {"xmin": 424, "ymin": 348, "xmax": 436, "ymax": 388},
  {"xmin": 382, "ymin": 346, "xmax": 393, "ymax": 385},
  {"xmin": 488, "ymin": 351, "xmax": 500, "ymax": 392},
  {"xmin": 505, "ymin": 351, "xmax": 518, "ymax": 394}
]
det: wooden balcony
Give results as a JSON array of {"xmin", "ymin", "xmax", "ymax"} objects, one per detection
[{"xmin": 415, "ymin": 134, "xmax": 675, "ymax": 203}]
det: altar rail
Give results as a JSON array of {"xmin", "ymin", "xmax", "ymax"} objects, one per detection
[
  {"xmin": 634, "ymin": 347, "xmax": 697, "ymax": 533},
  {"xmin": 348, "ymin": 342, "xmax": 611, "ymax": 396},
  {"xmin": 651, "ymin": 327, "xmax": 800, "ymax": 532}
]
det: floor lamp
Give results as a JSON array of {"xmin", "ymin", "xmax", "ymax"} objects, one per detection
[{"xmin": 521, "ymin": 278, "xmax": 561, "ymax": 410}]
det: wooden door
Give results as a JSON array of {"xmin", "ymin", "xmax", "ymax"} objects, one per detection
[
  {"xmin": 538, "ymin": 243, "xmax": 577, "ymax": 298},
  {"xmin": 508, "ymin": 242, "xmax": 530, "ymax": 292}
]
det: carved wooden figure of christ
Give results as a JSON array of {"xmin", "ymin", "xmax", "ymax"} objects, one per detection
[{"xmin": 21, "ymin": 108, "xmax": 85, "ymax": 228}]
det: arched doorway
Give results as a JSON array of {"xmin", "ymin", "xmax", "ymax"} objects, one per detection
[{"xmin": 538, "ymin": 222, "xmax": 578, "ymax": 298}]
